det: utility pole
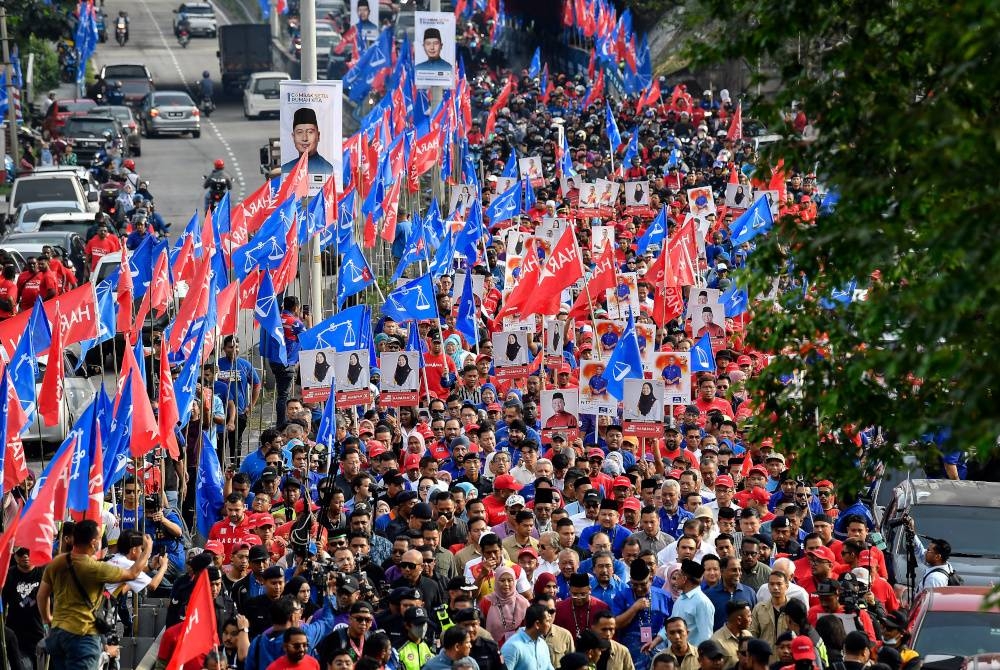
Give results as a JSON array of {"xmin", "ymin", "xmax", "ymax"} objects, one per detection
[
  {"xmin": 0, "ymin": 7, "xmax": 20, "ymax": 171},
  {"xmin": 299, "ymin": 0, "xmax": 323, "ymax": 317}
]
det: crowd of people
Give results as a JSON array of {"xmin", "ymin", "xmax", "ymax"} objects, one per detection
[{"xmin": 2, "ymin": 7, "xmax": 970, "ymax": 670}]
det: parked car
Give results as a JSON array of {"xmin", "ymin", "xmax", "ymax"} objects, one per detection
[
  {"xmin": 880, "ymin": 479, "xmax": 1000, "ymax": 589},
  {"xmin": 88, "ymin": 105, "xmax": 142, "ymax": 156},
  {"xmin": 0, "ymin": 232, "xmax": 88, "ymax": 284},
  {"xmin": 12, "ymin": 201, "xmax": 87, "ymax": 233},
  {"xmin": 315, "ymin": 23, "xmax": 339, "ymax": 73},
  {"xmin": 93, "ymin": 64, "xmax": 155, "ymax": 106},
  {"xmin": 34, "ymin": 212, "xmax": 100, "ymax": 239},
  {"xmin": 5, "ymin": 172, "xmax": 99, "ymax": 220},
  {"xmin": 41, "ymin": 98, "xmax": 98, "ymax": 138},
  {"xmin": 907, "ymin": 587, "xmax": 1000, "ymax": 664},
  {"xmin": 24, "ymin": 350, "xmax": 96, "ymax": 452},
  {"xmin": 173, "ymin": 1, "xmax": 217, "ymax": 36},
  {"xmin": 58, "ymin": 115, "xmax": 126, "ymax": 164},
  {"xmin": 243, "ymin": 72, "xmax": 290, "ymax": 119},
  {"xmin": 138, "ymin": 91, "xmax": 201, "ymax": 138},
  {"xmin": 325, "ymin": 33, "xmax": 354, "ymax": 80}
]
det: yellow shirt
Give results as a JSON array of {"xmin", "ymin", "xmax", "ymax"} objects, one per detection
[{"xmin": 42, "ymin": 553, "xmax": 127, "ymax": 636}]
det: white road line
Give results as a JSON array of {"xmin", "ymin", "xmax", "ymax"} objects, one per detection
[{"xmin": 136, "ymin": 0, "xmax": 247, "ymax": 200}]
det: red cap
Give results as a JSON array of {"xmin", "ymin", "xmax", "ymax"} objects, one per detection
[
  {"xmin": 748, "ymin": 465, "xmax": 768, "ymax": 477},
  {"xmin": 254, "ymin": 514, "xmax": 276, "ymax": 528},
  {"xmin": 403, "ymin": 453, "xmax": 421, "ymax": 471},
  {"xmin": 807, "ymin": 546, "xmax": 836, "ymax": 563},
  {"xmin": 587, "ymin": 448, "xmax": 605, "ymax": 459},
  {"xmin": 815, "ymin": 479, "xmax": 834, "ymax": 489},
  {"xmin": 791, "ymin": 636, "xmax": 815, "ymax": 661},
  {"xmin": 857, "ymin": 550, "xmax": 874, "ymax": 566},
  {"xmin": 714, "ymin": 475, "xmax": 735, "ymax": 489},
  {"xmin": 668, "ymin": 469, "xmax": 683, "ymax": 479},
  {"xmin": 476, "ymin": 353, "xmax": 492, "ymax": 362},
  {"xmin": 294, "ymin": 499, "xmax": 320, "ymax": 514},
  {"xmin": 622, "ymin": 497, "xmax": 641, "ymax": 512},
  {"xmin": 367, "ymin": 440, "xmax": 387, "ymax": 459},
  {"xmin": 737, "ymin": 355, "xmax": 753, "ymax": 366},
  {"xmin": 487, "ymin": 403, "xmax": 502, "ymax": 412},
  {"xmin": 358, "ymin": 419, "xmax": 375, "ymax": 436},
  {"xmin": 239, "ymin": 535, "xmax": 262, "ymax": 547},
  {"xmin": 517, "ymin": 547, "xmax": 539, "ymax": 559},
  {"xmin": 751, "ymin": 487, "xmax": 771, "ymax": 504},
  {"xmin": 493, "ymin": 474, "xmax": 523, "ymax": 492},
  {"xmin": 760, "ymin": 437, "xmax": 774, "ymax": 448},
  {"xmin": 558, "ymin": 362, "xmax": 572, "ymax": 374},
  {"xmin": 204, "ymin": 540, "xmax": 225, "ymax": 555},
  {"xmin": 612, "ymin": 476, "xmax": 632, "ymax": 489}
]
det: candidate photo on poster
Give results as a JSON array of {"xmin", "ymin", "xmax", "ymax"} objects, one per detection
[
  {"xmin": 544, "ymin": 318, "xmax": 564, "ymax": 358},
  {"xmin": 519, "ymin": 156, "xmax": 543, "ymax": 182},
  {"xmin": 652, "ymin": 351, "xmax": 691, "ymax": 405},
  {"xmin": 596, "ymin": 178, "xmax": 620, "ymax": 208},
  {"xmin": 279, "ymin": 81, "xmax": 343, "ymax": 193},
  {"xmin": 350, "ymin": 0, "xmax": 380, "ymax": 46},
  {"xmin": 579, "ymin": 182, "xmax": 599, "ymax": 209},
  {"xmin": 624, "ymin": 181, "xmax": 649, "ymax": 207},
  {"xmin": 687, "ymin": 186, "xmax": 716, "ymax": 218},
  {"xmin": 449, "ymin": 183, "xmax": 477, "ymax": 217},
  {"xmin": 335, "ymin": 349, "xmax": 370, "ymax": 392},
  {"xmin": 493, "ymin": 331, "xmax": 529, "ymax": 366},
  {"xmin": 300, "ymin": 348, "xmax": 335, "ymax": 387},
  {"xmin": 725, "ymin": 183, "xmax": 752, "ymax": 209},
  {"xmin": 686, "ymin": 288, "xmax": 721, "ymax": 319},
  {"xmin": 691, "ymin": 304, "xmax": 726, "ymax": 340},
  {"xmin": 382, "ymin": 351, "xmax": 419, "ymax": 392},
  {"xmin": 623, "ymin": 379, "xmax": 664, "ymax": 422},
  {"xmin": 541, "ymin": 389, "xmax": 580, "ymax": 431},
  {"xmin": 414, "ymin": 12, "xmax": 456, "ymax": 89}
]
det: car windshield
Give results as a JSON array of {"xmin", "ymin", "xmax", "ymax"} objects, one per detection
[
  {"xmin": 105, "ymin": 65, "xmax": 148, "ymax": 79},
  {"xmin": 254, "ymin": 78, "xmax": 284, "ymax": 94},
  {"xmin": 62, "ymin": 100, "xmax": 96, "ymax": 113},
  {"xmin": 12, "ymin": 181, "xmax": 78, "ymax": 208},
  {"xmin": 20, "ymin": 206, "xmax": 79, "ymax": 225},
  {"xmin": 183, "ymin": 4, "xmax": 214, "ymax": 13},
  {"xmin": 914, "ymin": 611, "xmax": 1000, "ymax": 659},
  {"xmin": 155, "ymin": 93, "xmax": 194, "ymax": 106},
  {"xmin": 63, "ymin": 117, "xmax": 115, "ymax": 137},
  {"xmin": 91, "ymin": 107, "xmax": 132, "ymax": 122},
  {"xmin": 316, "ymin": 32, "xmax": 337, "ymax": 49},
  {"xmin": 39, "ymin": 220, "xmax": 91, "ymax": 236},
  {"xmin": 911, "ymin": 505, "xmax": 1000, "ymax": 557}
]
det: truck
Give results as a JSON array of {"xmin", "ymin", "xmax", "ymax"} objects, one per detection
[{"xmin": 217, "ymin": 24, "xmax": 273, "ymax": 95}]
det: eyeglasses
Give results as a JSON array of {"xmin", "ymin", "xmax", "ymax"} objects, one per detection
[
  {"xmin": 352, "ymin": 616, "xmax": 373, "ymax": 623},
  {"xmin": 423, "ymin": 558, "xmax": 436, "ymax": 564},
  {"xmin": 546, "ymin": 609, "xmax": 556, "ymax": 615},
  {"xmin": 400, "ymin": 561, "xmax": 419, "ymax": 570},
  {"xmin": 742, "ymin": 550, "xmax": 759, "ymax": 556},
  {"xmin": 818, "ymin": 490, "xmax": 832, "ymax": 496}
]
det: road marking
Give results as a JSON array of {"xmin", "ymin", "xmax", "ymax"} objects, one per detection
[{"xmin": 137, "ymin": 0, "xmax": 247, "ymax": 200}]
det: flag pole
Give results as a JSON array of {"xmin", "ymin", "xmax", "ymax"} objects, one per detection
[{"xmin": 581, "ymin": 241, "xmax": 605, "ymax": 361}]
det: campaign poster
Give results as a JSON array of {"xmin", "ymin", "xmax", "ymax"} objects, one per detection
[
  {"xmin": 579, "ymin": 360, "xmax": 619, "ymax": 416},
  {"xmin": 605, "ymin": 272, "xmax": 639, "ymax": 320},
  {"xmin": 578, "ymin": 182, "xmax": 600, "ymax": 211},
  {"xmin": 544, "ymin": 318, "xmax": 565, "ymax": 367},
  {"xmin": 501, "ymin": 315, "xmax": 535, "ymax": 332},
  {"xmin": 651, "ymin": 351, "xmax": 691, "ymax": 405},
  {"xmin": 493, "ymin": 331, "xmax": 530, "ymax": 379},
  {"xmin": 335, "ymin": 348, "xmax": 372, "ymax": 404},
  {"xmin": 624, "ymin": 181, "xmax": 649, "ymax": 208},
  {"xmin": 541, "ymin": 388, "xmax": 580, "ymax": 444},
  {"xmin": 350, "ymin": 0, "xmax": 380, "ymax": 47},
  {"xmin": 595, "ymin": 178, "xmax": 620, "ymax": 214},
  {"xmin": 623, "ymin": 379, "xmax": 665, "ymax": 437},
  {"xmin": 687, "ymin": 186, "xmax": 716, "ymax": 219},
  {"xmin": 535, "ymin": 218, "xmax": 565, "ymax": 257},
  {"xmin": 690, "ymin": 303, "xmax": 726, "ymax": 347},
  {"xmin": 519, "ymin": 156, "xmax": 545, "ymax": 188},
  {"xmin": 594, "ymin": 319, "xmax": 625, "ymax": 356},
  {"xmin": 494, "ymin": 176, "xmax": 517, "ymax": 195},
  {"xmin": 591, "ymin": 225, "xmax": 615, "ymax": 254},
  {"xmin": 414, "ymin": 12, "xmax": 456, "ymax": 89},
  {"xmin": 635, "ymin": 322, "xmax": 656, "ymax": 370},
  {"xmin": 449, "ymin": 184, "xmax": 478, "ymax": 219},
  {"xmin": 725, "ymin": 183, "xmax": 753, "ymax": 209},
  {"xmin": 686, "ymin": 288, "xmax": 721, "ymax": 320},
  {"xmin": 381, "ymin": 351, "xmax": 420, "ymax": 406},
  {"xmin": 300, "ymin": 348, "xmax": 335, "ymax": 402},
  {"xmin": 279, "ymin": 80, "xmax": 344, "ymax": 194},
  {"xmin": 759, "ymin": 189, "xmax": 781, "ymax": 216}
]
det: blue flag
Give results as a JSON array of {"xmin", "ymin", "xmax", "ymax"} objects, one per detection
[
  {"xmin": 528, "ymin": 47, "xmax": 541, "ymax": 78},
  {"xmin": 174, "ymin": 326, "xmax": 207, "ymax": 427},
  {"xmin": 523, "ymin": 178, "xmax": 537, "ymax": 211},
  {"xmin": 484, "ymin": 180, "xmax": 522, "ymax": 224},
  {"xmin": 501, "ymin": 151, "xmax": 518, "ymax": 179},
  {"xmin": 392, "ymin": 214, "xmax": 428, "ymax": 282},
  {"xmin": 196, "ymin": 432, "xmax": 225, "ymax": 538},
  {"xmin": 335, "ymin": 189, "xmax": 357, "ymax": 251},
  {"xmin": 455, "ymin": 271, "xmax": 478, "ymax": 345},
  {"xmin": 622, "ymin": 127, "xmax": 640, "ymax": 166},
  {"xmin": 720, "ymin": 285, "xmax": 749, "ymax": 317},
  {"xmin": 102, "ymin": 375, "xmax": 134, "ymax": 489},
  {"xmin": 605, "ymin": 101, "xmax": 622, "ymax": 153},
  {"xmin": 10, "ymin": 298, "xmax": 52, "ymax": 422},
  {"xmin": 337, "ymin": 244, "xmax": 375, "ymax": 307},
  {"xmin": 255, "ymin": 272, "xmax": 287, "ymax": 364},
  {"xmin": 690, "ymin": 332, "xmax": 717, "ymax": 372},
  {"xmin": 820, "ymin": 279, "xmax": 858, "ymax": 309},
  {"xmin": 559, "ymin": 131, "xmax": 576, "ymax": 178},
  {"xmin": 66, "ymin": 400, "xmax": 100, "ymax": 518},
  {"xmin": 301, "ymin": 305, "xmax": 370, "ymax": 350},
  {"xmin": 232, "ymin": 197, "xmax": 293, "ymax": 278},
  {"xmin": 637, "ymin": 206, "xmax": 667, "ymax": 255},
  {"xmin": 423, "ymin": 199, "xmax": 446, "ymax": 250},
  {"xmin": 314, "ymin": 394, "xmax": 337, "ymax": 452},
  {"xmin": 406, "ymin": 320, "xmax": 428, "ymax": 355},
  {"xmin": 455, "ymin": 200, "xmax": 485, "ymax": 264},
  {"xmin": 729, "ymin": 195, "xmax": 774, "ymax": 246},
  {"xmin": 430, "ymin": 230, "xmax": 458, "ymax": 278},
  {"xmin": 600, "ymin": 310, "xmax": 644, "ymax": 400},
  {"xmin": 382, "ymin": 274, "xmax": 439, "ymax": 323}
]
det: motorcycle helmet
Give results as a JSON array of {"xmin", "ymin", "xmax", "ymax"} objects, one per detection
[
  {"xmin": 214, "ymin": 159, "xmax": 225, "ymax": 169},
  {"xmin": 203, "ymin": 71, "xmax": 211, "ymax": 78},
  {"xmin": 123, "ymin": 159, "xmax": 135, "ymax": 171}
]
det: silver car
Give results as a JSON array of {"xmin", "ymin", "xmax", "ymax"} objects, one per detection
[
  {"xmin": 23, "ymin": 350, "xmax": 97, "ymax": 450},
  {"xmin": 138, "ymin": 91, "xmax": 201, "ymax": 138}
]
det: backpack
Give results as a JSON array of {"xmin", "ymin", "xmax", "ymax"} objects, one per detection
[{"xmin": 926, "ymin": 565, "xmax": 964, "ymax": 586}]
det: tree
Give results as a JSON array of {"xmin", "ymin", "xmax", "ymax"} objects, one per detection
[{"xmin": 685, "ymin": 0, "xmax": 1000, "ymax": 490}]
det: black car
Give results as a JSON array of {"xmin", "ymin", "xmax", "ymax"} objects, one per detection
[
  {"xmin": 88, "ymin": 105, "xmax": 142, "ymax": 156},
  {"xmin": 59, "ymin": 115, "xmax": 126, "ymax": 163}
]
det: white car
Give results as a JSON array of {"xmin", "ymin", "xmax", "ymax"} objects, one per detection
[{"xmin": 243, "ymin": 72, "xmax": 290, "ymax": 120}]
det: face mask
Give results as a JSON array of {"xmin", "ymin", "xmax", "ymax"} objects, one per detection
[{"xmin": 408, "ymin": 623, "xmax": 428, "ymax": 640}]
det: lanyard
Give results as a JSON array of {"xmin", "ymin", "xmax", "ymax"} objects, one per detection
[{"xmin": 572, "ymin": 602, "xmax": 591, "ymax": 638}]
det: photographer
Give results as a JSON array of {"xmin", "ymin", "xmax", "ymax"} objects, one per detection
[
  {"xmin": 143, "ymin": 494, "xmax": 186, "ymax": 586},
  {"xmin": 806, "ymin": 578, "xmax": 878, "ymax": 643},
  {"xmin": 904, "ymin": 517, "xmax": 960, "ymax": 593}
]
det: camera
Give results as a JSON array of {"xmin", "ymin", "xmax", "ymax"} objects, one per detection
[
  {"xmin": 838, "ymin": 573, "xmax": 869, "ymax": 613},
  {"xmin": 145, "ymin": 495, "xmax": 162, "ymax": 511}
]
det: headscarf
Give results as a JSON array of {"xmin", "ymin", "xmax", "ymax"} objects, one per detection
[
  {"xmin": 445, "ymin": 334, "xmax": 467, "ymax": 368},
  {"xmin": 406, "ymin": 431, "xmax": 426, "ymax": 455},
  {"xmin": 603, "ymin": 451, "xmax": 624, "ymax": 476},
  {"xmin": 283, "ymin": 576, "xmax": 308, "ymax": 598},
  {"xmin": 660, "ymin": 562, "xmax": 683, "ymax": 599},
  {"xmin": 483, "ymin": 565, "xmax": 530, "ymax": 646},
  {"xmin": 533, "ymin": 571, "xmax": 557, "ymax": 598}
]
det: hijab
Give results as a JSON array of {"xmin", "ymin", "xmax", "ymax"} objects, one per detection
[
  {"xmin": 533, "ymin": 571, "xmax": 557, "ymax": 598},
  {"xmin": 313, "ymin": 354, "xmax": 330, "ymax": 383},
  {"xmin": 637, "ymin": 384, "xmax": 656, "ymax": 416},
  {"xmin": 445, "ymin": 334, "xmax": 467, "ymax": 368},
  {"xmin": 393, "ymin": 356, "xmax": 413, "ymax": 387},
  {"xmin": 347, "ymin": 354, "xmax": 363, "ymax": 385},
  {"xmin": 484, "ymin": 565, "xmax": 530, "ymax": 646}
]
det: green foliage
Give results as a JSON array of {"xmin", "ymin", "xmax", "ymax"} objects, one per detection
[
  {"xmin": 21, "ymin": 35, "xmax": 61, "ymax": 93},
  {"xmin": 684, "ymin": 0, "xmax": 1000, "ymax": 491}
]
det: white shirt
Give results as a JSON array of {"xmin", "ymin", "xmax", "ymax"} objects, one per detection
[
  {"xmin": 463, "ymin": 557, "xmax": 533, "ymax": 593},
  {"xmin": 657, "ymin": 542, "xmax": 709, "ymax": 566},
  {"xmin": 104, "ymin": 553, "xmax": 152, "ymax": 594},
  {"xmin": 755, "ymin": 582, "xmax": 810, "ymax": 610}
]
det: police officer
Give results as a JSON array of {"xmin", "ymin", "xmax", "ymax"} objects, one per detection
[
  {"xmin": 456, "ymin": 608, "xmax": 504, "ymax": 670},
  {"xmin": 399, "ymin": 606, "xmax": 434, "ymax": 670}
]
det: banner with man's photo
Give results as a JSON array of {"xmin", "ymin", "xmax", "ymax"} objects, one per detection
[
  {"xmin": 279, "ymin": 80, "xmax": 344, "ymax": 193},
  {"xmin": 414, "ymin": 12, "xmax": 456, "ymax": 89}
]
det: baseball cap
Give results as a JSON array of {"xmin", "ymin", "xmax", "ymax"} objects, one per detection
[
  {"xmin": 518, "ymin": 547, "xmax": 539, "ymax": 559},
  {"xmin": 403, "ymin": 606, "xmax": 429, "ymax": 624},
  {"xmin": 411, "ymin": 502, "xmax": 434, "ymax": 519},
  {"xmin": 204, "ymin": 540, "xmax": 225, "ymax": 555},
  {"xmin": 587, "ymin": 448, "xmax": 605, "ymax": 459},
  {"xmin": 850, "ymin": 568, "xmax": 871, "ymax": 586},
  {"xmin": 737, "ymin": 355, "xmax": 753, "ymax": 366},
  {"xmin": 493, "ymin": 474, "xmax": 523, "ymax": 492},
  {"xmin": 294, "ymin": 499, "xmax": 320, "ymax": 514},
  {"xmin": 748, "ymin": 465, "xmax": 769, "ymax": 477},
  {"xmin": 715, "ymin": 475, "xmax": 735, "ymax": 489},
  {"xmin": 358, "ymin": 419, "xmax": 375, "ymax": 436},
  {"xmin": 698, "ymin": 640, "xmax": 726, "ymax": 660},
  {"xmin": 765, "ymin": 452, "xmax": 786, "ymax": 464},
  {"xmin": 254, "ymin": 514, "xmax": 276, "ymax": 528},
  {"xmin": 771, "ymin": 516, "xmax": 791, "ymax": 530},
  {"xmin": 612, "ymin": 476, "xmax": 632, "ymax": 489},
  {"xmin": 261, "ymin": 565, "xmax": 284, "ymax": 580},
  {"xmin": 260, "ymin": 468, "xmax": 278, "ymax": 481},
  {"xmin": 338, "ymin": 575, "xmax": 361, "ymax": 593},
  {"xmin": 790, "ymin": 636, "xmax": 815, "ymax": 661},
  {"xmin": 403, "ymin": 454, "xmax": 421, "ymax": 471},
  {"xmin": 806, "ymin": 546, "xmax": 836, "ymax": 563},
  {"xmin": 505, "ymin": 495, "xmax": 526, "ymax": 508},
  {"xmin": 248, "ymin": 545, "xmax": 269, "ymax": 562},
  {"xmin": 747, "ymin": 639, "xmax": 773, "ymax": 661},
  {"xmin": 582, "ymin": 491, "xmax": 601, "ymax": 505},
  {"xmin": 622, "ymin": 498, "xmax": 641, "ymax": 512},
  {"xmin": 239, "ymin": 535, "xmax": 263, "ymax": 548}
]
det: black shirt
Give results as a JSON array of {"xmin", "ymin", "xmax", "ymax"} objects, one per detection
[{"xmin": 2, "ymin": 566, "xmax": 45, "ymax": 645}]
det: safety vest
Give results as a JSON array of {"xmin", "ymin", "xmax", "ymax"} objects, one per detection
[
  {"xmin": 435, "ymin": 604, "xmax": 454, "ymax": 633},
  {"xmin": 399, "ymin": 639, "xmax": 433, "ymax": 670}
]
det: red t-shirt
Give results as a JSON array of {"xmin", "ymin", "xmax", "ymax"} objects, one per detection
[
  {"xmin": 267, "ymin": 657, "xmax": 320, "ymax": 670},
  {"xmin": 0, "ymin": 278, "xmax": 17, "ymax": 318},
  {"xmin": 482, "ymin": 492, "xmax": 509, "ymax": 526},
  {"xmin": 208, "ymin": 516, "xmax": 254, "ymax": 560},
  {"xmin": 695, "ymin": 396, "xmax": 734, "ymax": 417},
  {"xmin": 85, "ymin": 234, "xmax": 122, "ymax": 269},
  {"xmin": 16, "ymin": 271, "xmax": 58, "ymax": 311},
  {"xmin": 423, "ymin": 353, "xmax": 457, "ymax": 400}
]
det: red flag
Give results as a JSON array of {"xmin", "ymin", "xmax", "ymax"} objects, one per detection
[
  {"xmin": 272, "ymin": 219, "xmax": 299, "ymax": 294},
  {"xmin": 39, "ymin": 306, "xmax": 65, "ymax": 427},
  {"xmin": 276, "ymin": 151, "xmax": 309, "ymax": 203},
  {"xmin": 640, "ymin": 79, "xmax": 661, "ymax": 112},
  {"xmin": 334, "ymin": 25, "xmax": 356, "ymax": 54},
  {"xmin": 216, "ymin": 281, "xmax": 239, "ymax": 337},
  {"xmin": 586, "ymin": 50, "xmax": 596, "ymax": 81},
  {"xmin": 0, "ymin": 512, "xmax": 22, "ymax": 586},
  {"xmin": 410, "ymin": 126, "xmax": 442, "ymax": 180},
  {"xmin": 727, "ymin": 101, "xmax": 743, "ymax": 142},
  {"xmin": 520, "ymin": 227, "xmax": 584, "ymax": 317},
  {"xmin": 14, "ymin": 443, "xmax": 74, "ymax": 566},
  {"xmin": 158, "ymin": 340, "xmax": 181, "ymax": 460},
  {"xmin": 165, "ymin": 569, "xmax": 219, "ymax": 670},
  {"xmin": 116, "ymin": 253, "xmax": 134, "ymax": 335},
  {"xmin": 168, "ymin": 255, "xmax": 211, "ymax": 353},
  {"xmin": 495, "ymin": 242, "xmax": 541, "ymax": 321},
  {"xmin": 652, "ymin": 285, "xmax": 685, "ymax": 328},
  {"xmin": 238, "ymin": 271, "xmax": 261, "ymax": 309},
  {"xmin": 0, "ymin": 284, "xmax": 105, "ymax": 357},
  {"xmin": 769, "ymin": 158, "xmax": 787, "ymax": 203},
  {"xmin": 567, "ymin": 241, "xmax": 617, "ymax": 318},
  {"xmin": 562, "ymin": 0, "xmax": 573, "ymax": 26},
  {"xmin": 241, "ymin": 178, "xmax": 275, "ymax": 236},
  {"xmin": 125, "ymin": 343, "xmax": 161, "ymax": 458},
  {"xmin": 150, "ymin": 250, "xmax": 171, "ymax": 317},
  {"xmin": 2, "ymin": 368, "xmax": 29, "ymax": 492},
  {"xmin": 455, "ymin": 0, "xmax": 468, "ymax": 18},
  {"xmin": 484, "ymin": 76, "xmax": 515, "ymax": 139}
]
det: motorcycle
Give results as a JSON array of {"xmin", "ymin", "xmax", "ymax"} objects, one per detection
[
  {"xmin": 177, "ymin": 28, "xmax": 190, "ymax": 48},
  {"xmin": 115, "ymin": 19, "xmax": 128, "ymax": 46},
  {"xmin": 204, "ymin": 176, "xmax": 229, "ymax": 211},
  {"xmin": 199, "ymin": 96, "xmax": 215, "ymax": 118}
]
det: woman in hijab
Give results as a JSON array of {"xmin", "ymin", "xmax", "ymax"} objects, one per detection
[
  {"xmin": 405, "ymin": 432, "xmax": 426, "ymax": 456},
  {"xmin": 393, "ymin": 353, "xmax": 413, "ymax": 388},
  {"xmin": 602, "ymin": 451, "xmax": 625, "ymax": 477},
  {"xmin": 533, "ymin": 571, "xmax": 558, "ymax": 600},
  {"xmin": 637, "ymin": 381, "xmax": 657, "ymax": 417},
  {"xmin": 346, "ymin": 352, "xmax": 363, "ymax": 385},
  {"xmin": 444, "ymin": 334, "xmax": 468, "ymax": 369},
  {"xmin": 312, "ymin": 351, "xmax": 330, "ymax": 384},
  {"xmin": 480, "ymin": 565, "xmax": 530, "ymax": 646},
  {"xmin": 657, "ymin": 562, "xmax": 683, "ymax": 610},
  {"xmin": 283, "ymin": 576, "xmax": 318, "ymax": 619},
  {"xmin": 504, "ymin": 333, "xmax": 522, "ymax": 363}
]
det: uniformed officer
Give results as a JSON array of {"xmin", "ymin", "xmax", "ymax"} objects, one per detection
[{"xmin": 399, "ymin": 606, "xmax": 435, "ymax": 670}]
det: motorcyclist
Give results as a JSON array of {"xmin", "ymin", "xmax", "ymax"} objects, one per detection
[
  {"xmin": 103, "ymin": 129, "xmax": 123, "ymax": 168},
  {"xmin": 203, "ymin": 158, "xmax": 232, "ymax": 212},
  {"xmin": 107, "ymin": 80, "xmax": 125, "ymax": 105},
  {"xmin": 199, "ymin": 71, "xmax": 215, "ymax": 108},
  {"xmin": 116, "ymin": 11, "xmax": 129, "ymax": 41},
  {"xmin": 176, "ymin": 13, "xmax": 191, "ymax": 38}
]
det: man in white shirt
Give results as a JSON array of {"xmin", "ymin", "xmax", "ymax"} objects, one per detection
[
  {"xmin": 754, "ymin": 557, "xmax": 809, "ymax": 609},
  {"xmin": 106, "ymin": 529, "xmax": 171, "ymax": 596}
]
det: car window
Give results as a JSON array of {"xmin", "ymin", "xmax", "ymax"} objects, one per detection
[
  {"xmin": 910, "ymin": 505, "xmax": 1000, "ymax": 557},
  {"xmin": 63, "ymin": 117, "xmax": 116, "ymax": 136},
  {"xmin": 105, "ymin": 65, "xmax": 149, "ymax": 79},
  {"xmin": 21, "ymin": 206, "xmax": 80, "ymax": 225},
  {"xmin": 61, "ymin": 100, "xmax": 97, "ymax": 113},
  {"xmin": 182, "ymin": 4, "xmax": 215, "ymax": 13},
  {"xmin": 254, "ymin": 78, "xmax": 284, "ymax": 94},
  {"xmin": 155, "ymin": 93, "xmax": 194, "ymax": 106},
  {"xmin": 316, "ymin": 33, "xmax": 337, "ymax": 49},
  {"xmin": 914, "ymin": 611, "xmax": 1000, "ymax": 659},
  {"xmin": 12, "ymin": 180, "xmax": 79, "ymax": 208}
]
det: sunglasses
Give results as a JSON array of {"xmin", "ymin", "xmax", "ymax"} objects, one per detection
[{"xmin": 400, "ymin": 561, "xmax": 419, "ymax": 570}]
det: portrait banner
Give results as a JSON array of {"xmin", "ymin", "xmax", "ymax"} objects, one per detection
[
  {"xmin": 414, "ymin": 12, "xmax": 456, "ymax": 89},
  {"xmin": 279, "ymin": 80, "xmax": 344, "ymax": 194}
]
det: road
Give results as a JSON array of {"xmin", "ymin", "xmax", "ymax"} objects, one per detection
[{"xmin": 95, "ymin": 0, "xmax": 278, "ymax": 224}]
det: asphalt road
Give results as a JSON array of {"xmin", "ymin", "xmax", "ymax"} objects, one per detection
[{"xmin": 94, "ymin": 0, "xmax": 278, "ymax": 224}]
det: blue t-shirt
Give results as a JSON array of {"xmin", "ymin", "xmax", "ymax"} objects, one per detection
[{"xmin": 215, "ymin": 357, "xmax": 261, "ymax": 414}]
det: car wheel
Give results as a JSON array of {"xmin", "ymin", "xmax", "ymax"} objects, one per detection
[{"xmin": 192, "ymin": 129, "xmax": 201, "ymax": 138}]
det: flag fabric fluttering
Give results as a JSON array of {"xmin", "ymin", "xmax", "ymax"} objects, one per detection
[
  {"xmin": 729, "ymin": 195, "xmax": 774, "ymax": 245},
  {"xmin": 690, "ymin": 332, "xmax": 717, "ymax": 372},
  {"xmin": 165, "ymin": 569, "xmax": 219, "ymax": 670},
  {"xmin": 600, "ymin": 309, "xmax": 644, "ymax": 400}
]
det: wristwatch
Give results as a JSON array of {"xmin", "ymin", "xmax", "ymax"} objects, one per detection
[{"xmin": 240, "ymin": 628, "xmax": 250, "ymax": 634}]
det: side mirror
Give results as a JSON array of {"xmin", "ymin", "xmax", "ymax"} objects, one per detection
[
  {"xmin": 259, "ymin": 146, "xmax": 269, "ymax": 167},
  {"xmin": 87, "ymin": 191, "xmax": 99, "ymax": 203}
]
